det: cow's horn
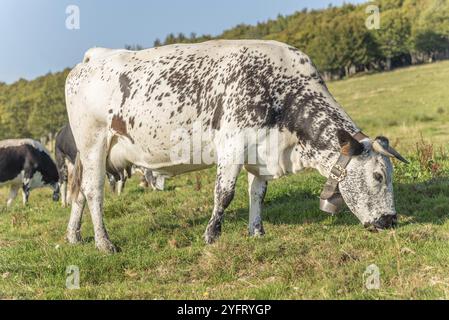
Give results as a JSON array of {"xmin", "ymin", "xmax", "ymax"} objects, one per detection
[{"xmin": 372, "ymin": 137, "xmax": 409, "ymax": 164}]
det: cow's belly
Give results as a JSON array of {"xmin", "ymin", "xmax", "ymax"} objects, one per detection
[
  {"xmin": 0, "ymin": 174, "xmax": 22, "ymax": 187},
  {"xmin": 107, "ymin": 132, "xmax": 216, "ymax": 177},
  {"xmin": 107, "ymin": 124, "xmax": 298, "ymax": 178},
  {"xmin": 0, "ymin": 171, "xmax": 46, "ymax": 189}
]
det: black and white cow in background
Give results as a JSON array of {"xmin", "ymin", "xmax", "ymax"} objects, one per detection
[
  {"xmin": 65, "ymin": 40, "xmax": 407, "ymax": 253},
  {"xmin": 55, "ymin": 124, "xmax": 163, "ymax": 207},
  {"xmin": 55, "ymin": 124, "xmax": 77, "ymax": 207},
  {"xmin": 0, "ymin": 139, "xmax": 60, "ymax": 207}
]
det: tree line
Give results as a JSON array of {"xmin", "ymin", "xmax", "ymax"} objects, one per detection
[
  {"xmin": 0, "ymin": 0, "xmax": 448, "ymax": 140},
  {"xmin": 0, "ymin": 69, "xmax": 70, "ymax": 141},
  {"xmin": 153, "ymin": 0, "xmax": 449, "ymax": 79}
]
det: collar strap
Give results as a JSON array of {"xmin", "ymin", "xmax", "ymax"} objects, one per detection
[
  {"xmin": 319, "ymin": 131, "xmax": 368, "ymax": 214},
  {"xmin": 353, "ymin": 131, "xmax": 368, "ymax": 142},
  {"xmin": 320, "ymin": 153, "xmax": 351, "ymax": 200}
]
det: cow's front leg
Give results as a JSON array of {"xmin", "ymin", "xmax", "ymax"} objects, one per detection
[
  {"xmin": 204, "ymin": 164, "xmax": 242, "ymax": 244},
  {"xmin": 247, "ymin": 172, "xmax": 267, "ymax": 236},
  {"xmin": 6, "ymin": 185, "xmax": 19, "ymax": 208}
]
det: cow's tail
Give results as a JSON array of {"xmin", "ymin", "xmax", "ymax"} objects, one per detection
[{"xmin": 70, "ymin": 152, "xmax": 83, "ymax": 201}]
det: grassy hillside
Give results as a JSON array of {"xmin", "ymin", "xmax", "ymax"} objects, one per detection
[
  {"xmin": 1, "ymin": 61, "xmax": 449, "ymax": 299},
  {"xmin": 330, "ymin": 60, "xmax": 449, "ymax": 150}
]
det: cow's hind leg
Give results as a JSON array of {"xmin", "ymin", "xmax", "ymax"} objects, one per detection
[
  {"xmin": 6, "ymin": 185, "xmax": 19, "ymax": 208},
  {"xmin": 66, "ymin": 190, "xmax": 85, "ymax": 243},
  {"xmin": 107, "ymin": 173, "xmax": 117, "ymax": 193},
  {"xmin": 80, "ymin": 138, "xmax": 117, "ymax": 253},
  {"xmin": 66, "ymin": 161, "xmax": 74, "ymax": 206},
  {"xmin": 60, "ymin": 180, "xmax": 68, "ymax": 207},
  {"xmin": 56, "ymin": 149, "xmax": 68, "ymax": 207},
  {"xmin": 204, "ymin": 164, "xmax": 242, "ymax": 244},
  {"xmin": 61, "ymin": 160, "xmax": 74, "ymax": 207},
  {"xmin": 66, "ymin": 130, "xmax": 116, "ymax": 252},
  {"xmin": 116, "ymin": 172, "xmax": 126, "ymax": 195},
  {"xmin": 247, "ymin": 172, "xmax": 267, "ymax": 236},
  {"xmin": 60, "ymin": 163, "xmax": 69, "ymax": 207}
]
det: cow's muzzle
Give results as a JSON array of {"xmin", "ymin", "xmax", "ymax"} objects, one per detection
[{"xmin": 53, "ymin": 192, "xmax": 60, "ymax": 202}]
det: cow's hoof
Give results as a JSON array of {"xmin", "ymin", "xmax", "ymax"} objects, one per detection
[
  {"xmin": 66, "ymin": 231, "xmax": 82, "ymax": 244},
  {"xmin": 204, "ymin": 222, "xmax": 222, "ymax": 244},
  {"xmin": 204, "ymin": 229, "xmax": 221, "ymax": 244},
  {"xmin": 204, "ymin": 233, "xmax": 218, "ymax": 244},
  {"xmin": 96, "ymin": 238, "xmax": 118, "ymax": 254},
  {"xmin": 249, "ymin": 222, "xmax": 265, "ymax": 237},
  {"xmin": 249, "ymin": 228, "xmax": 265, "ymax": 237}
]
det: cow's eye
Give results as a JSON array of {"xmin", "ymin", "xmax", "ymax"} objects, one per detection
[{"xmin": 373, "ymin": 172, "xmax": 383, "ymax": 183}]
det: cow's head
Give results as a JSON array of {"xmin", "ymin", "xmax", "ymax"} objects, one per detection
[
  {"xmin": 37, "ymin": 165, "xmax": 60, "ymax": 202},
  {"xmin": 26, "ymin": 172, "xmax": 60, "ymax": 202},
  {"xmin": 51, "ymin": 182, "xmax": 60, "ymax": 202},
  {"xmin": 46, "ymin": 160, "xmax": 61, "ymax": 202},
  {"xmin": 334, "ymin": 130, "xmax": 407, "ymax": 230}
]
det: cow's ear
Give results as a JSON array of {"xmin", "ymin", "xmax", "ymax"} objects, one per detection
[{"xmin": 337, "ymin": 129, "xmax": 364, "ymax": 156}]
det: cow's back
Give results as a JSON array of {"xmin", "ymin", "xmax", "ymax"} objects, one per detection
[
  {"xmin": 67, "ymin": 40, "xmax": 322, "ymax": 131},
  {"xmin": 66, "ymin": 40, "xmax": 356, "ymax": 172}
]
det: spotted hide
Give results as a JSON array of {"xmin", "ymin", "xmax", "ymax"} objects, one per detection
[{"xmin": 66, "ymin": 40, "xmax": 403, "ymax": 253}]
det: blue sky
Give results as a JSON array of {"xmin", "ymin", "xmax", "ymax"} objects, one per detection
[{"xmin": 0, "ymin": 0, "xmax": 365, "ymax": 83}]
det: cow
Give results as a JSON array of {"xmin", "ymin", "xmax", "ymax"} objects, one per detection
[
  {"xmin": 65, "ymin": 40, "xmax": 408, "ymax": 253},
  {"xmin": 55, "ymin": 124, "xmax": 163, "ymax": 206},
  {"xmin": 0, "ymin": 139, "xmax": 60, "ymax": 207},
  {"xmin": 55, "ymin": 124, "xmax": 78, "ymax": 207}
]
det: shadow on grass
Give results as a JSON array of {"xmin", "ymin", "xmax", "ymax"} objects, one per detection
[
  {"xmin": 231, "ymin": 188, "xmax": 361, "ymax": 228},
  {"xmin": 230, "ymin": 177, "xmax": 449, "ymax": 229},
  {"xmin": 110, "ymin": 174, "xmax": 449, "ymax": 238},
  {"xmin": 394, "ymin": 177, "xmax": 449, "ymax": 226}
]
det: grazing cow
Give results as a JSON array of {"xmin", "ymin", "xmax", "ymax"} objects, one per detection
[
  {"xmin": 55, "ymin": 124, "xmax": 162, "ymax": 206},
  {"xmin": 65, "ymin": 40, "xmax": 407, "ymax": 253},
  {"xmin": 0, "ymin": 139, "xmax": 60, "ymax": 207},
  {"xmin": 55, "ymin": 124, "xmax": 77, "ymax": 207}
]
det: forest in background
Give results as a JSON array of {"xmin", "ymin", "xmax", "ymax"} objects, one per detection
[{"xmin": 0, "ymin": 0, "xmax": 448, "ymax": 140}]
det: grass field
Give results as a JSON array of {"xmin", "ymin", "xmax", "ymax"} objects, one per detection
[{"xmin": 1, "ymin": 61, "xmax": 449, "ymax": 299}]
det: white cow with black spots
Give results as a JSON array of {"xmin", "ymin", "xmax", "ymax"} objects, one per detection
[{"xmin": 65, "ymin": 40, "xmax": 407, "ymax": 253}]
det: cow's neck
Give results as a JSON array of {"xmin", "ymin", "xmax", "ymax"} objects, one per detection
[
  {"xmin": 272, "ymin": 87, "xmax": 361, "ymax": 178},
  {"xmin": 288, "ymin": 119, "xmax": 360, "ymax": 178}
]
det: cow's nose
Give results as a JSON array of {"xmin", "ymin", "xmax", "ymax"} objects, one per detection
[
  {"xmin": 370, "ymin": 214, "xmax": 397, "ymax": 230},
  {"xmin": 53, "ymin": 192, "xmax": 60, "ymax": 202}
]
